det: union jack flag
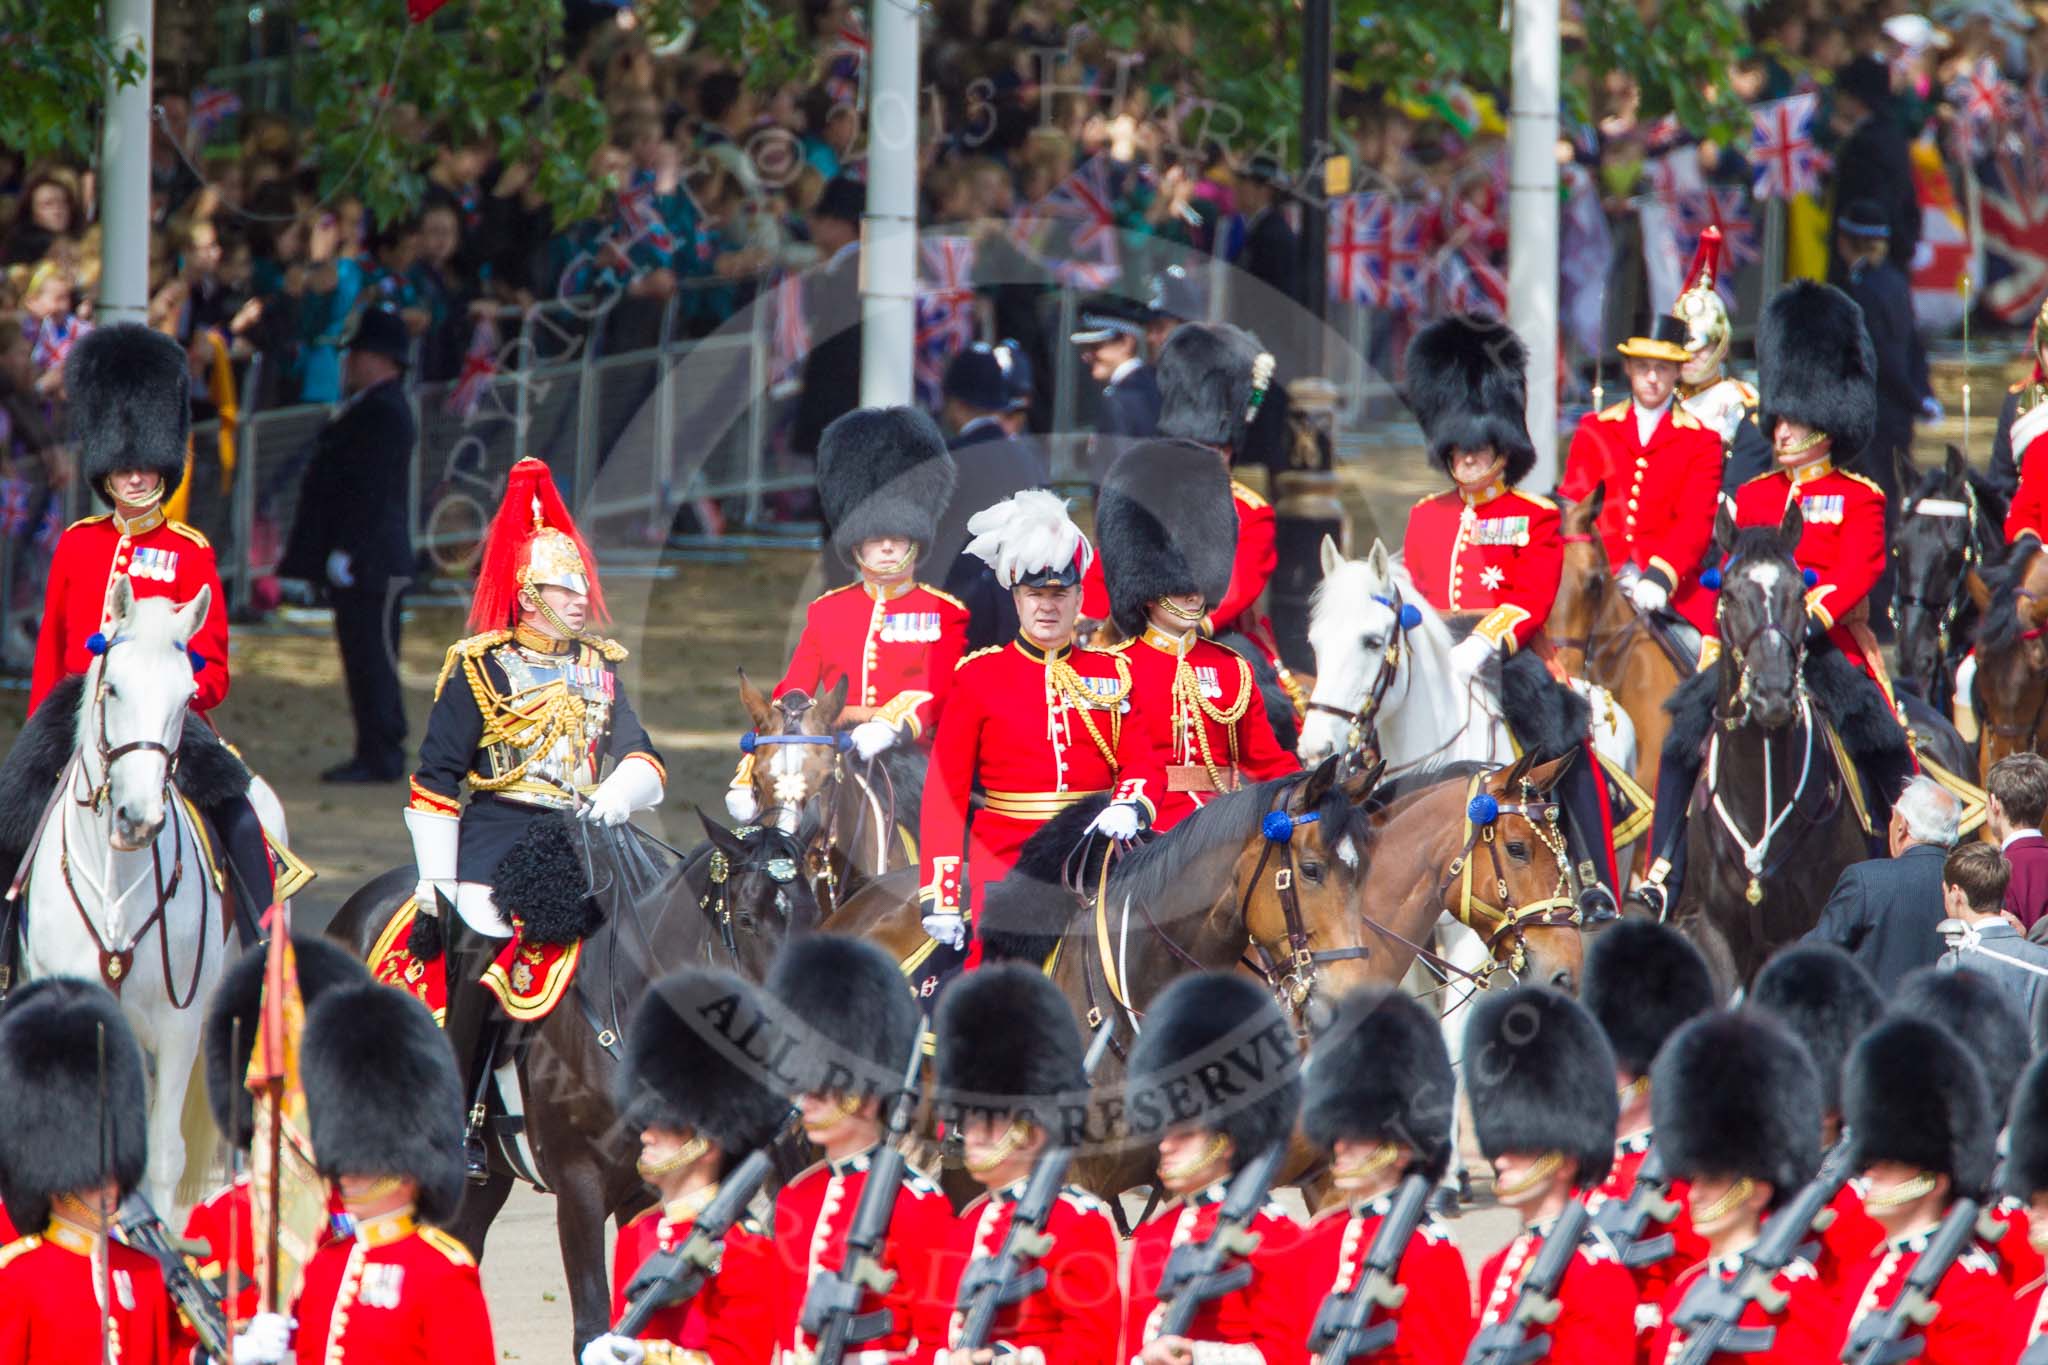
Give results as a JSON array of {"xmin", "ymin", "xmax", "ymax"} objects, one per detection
[
  {"xmin": 615, "ymin": 175, "xmax": 676, "ymax": 257},
  {"xmin": 2022, "ymin": 73, "xmax": 2048, "ymax": 147},
  {"xmin": 1670, "ymin": 188, "xmax": 1759, "ymax": 302},
  {"xmin": 1327, "ymin": 194, "xmax": 1378, "ymax": 303},
  {"xmin": 915, "ymin": 237, "xmax": 979, "ymax": 406},
  {"xmin": 190, "ymin": 86, "xmax": 241, "ymax": 143},
  {"xmin": 445, "ymin": 318, "xmax": 499, "ymax": 419},
  {"xmin": 1648, "ymin": 145, "xmax": 1706, "ymax": 211},
  {"xmin": 0, "ymin": 478, "xmax": 29, "ymax": 537},
  {"xmin": 1437, "ymin": 242, "xmax": 1507, "ymax": 318},
  {"xmin": 34, "ymin": 499, "xmax": 61, "ymax": 552},
  {"xmin": 825, "ymin": 15, "xmax": 868, "ymax": 106},
  {"xmin": 1982, "ymin": 152, "xmax": 2048, "ymax": 323},
  {"xmin": 771, "ymin": 272, "xmax": 812, "ymax": 384},
  {"xmin": 1749, "ymin": 94, "xmax": 1823, "ymax": 200},
  {"xmin": 1949, "ymin": 57, "xmax": 2016, "ymax": 159},
  {"xmin": 1045, "ymin": 156, "xmax": 1120, "ymax": 255},
  {"xmin": 1342, "ymin": 195, "xmax": 1426, "ymax": 313}
]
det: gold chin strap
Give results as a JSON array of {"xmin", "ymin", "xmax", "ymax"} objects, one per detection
[
  {"xmin": 1494, "ymin": 1150, "xmax": 1565, "ymax": 1200},
  {"xmin": 965, "ymin": 1119, "xmax": 1036, "ymax": 1174},
  {"xmin": 1331, "ymin": 1141, "xmax": 1404, "ymax": 1188},
  {"xmin": 1618, "ymin": 1076, "xmax": 1651, "ymax": 1105},
  {"xmin": 1862, "ymin": 1170, "xmax": 1939, "ymax": 1211},
  {"xmin": 519, "ymin": 587, "xmax": 594, "ymax": 649},
  {"xmin": 1777, "ymin": 429, "xmax": 1829, "ymax": 459},
  {"xmin": 639, "ymin": 1134, "xmax": 712, "ymax": 1180},
  {"xmin": 1689, "ymin": 1176, "xmax": 1756, "ymax": 1229},
  {"xmin": 1156, "ymin": 597, "xmax": 1206, "ymax": 625},
  {"xmin": 858, "ymin": 545, "xmax": 919, "ymax": 579},
  {"xmin": 802, "ymin": 1092, "xmax": 868, "ymax": 1133},
  {"xmin": 342, "ymin": 1174, "xmax": 409, "ymax": 1203},
  {"xmin": 1160, "ymin": 1133, "xmax": 1234, "ymax": 1185}
]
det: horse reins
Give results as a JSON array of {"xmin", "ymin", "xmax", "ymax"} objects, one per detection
[
  {"xmin": 1237, "ymin": 798, "xmax": 1373, "ymax": 1019},
  {"xmin": 1303, "ymin": 592, "xmax": 1411, "ymax": 755},
  {"xmin": 1431, "ymin": 772, "xmax": 1578, "ymax": 979}
]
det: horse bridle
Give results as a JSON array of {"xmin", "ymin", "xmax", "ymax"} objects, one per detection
[
  {"xmin": 1302, "ymin": 591, "xmax": 1413, "ymax": 755},
  {"xmin": 698, "ymin": 825, "xmax": 803, "ymax": 962},
  {"xmin": 83, "ymin": 642, "xmax": 183, "ymax": 815},
  {"xmin": 1433, "ymin": 772, "xmax": 1578, "ymax": 976},
  {"xmin": 1238, "ymin": 797, "xmax": 1373, "ymax": 1016},
  {"xmin": 1889, "ymin": 482, "xmax": 1985, "ymax": 659},
  {"xmin": 1717, "ymin": 598, "xmax": 1805, "ymax": 731}
]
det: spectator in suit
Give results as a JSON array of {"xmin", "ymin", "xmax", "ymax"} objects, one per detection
[
  {"xmin": 279, "ymin": 307, "xmax": 417, "ymax": 783},
  {"xmin": 1938, "ymin": 842, "xmax": 2048, "ymax": 1024},
  {"xmin": 1989, "ymin": 752, "xmax": 2048, "ymax": 932},
  {"xmin": 931, "ymin": 344, "xmax": 1048, "ymax": 651},
  {"xmin": 1231, "ymin": 154, "xmax": 1302, "ymax": 377},
  {"xmin": 791, "ymin": 176, "xmax": 865, "ymax": 458},
  {"xmin": 1826, "ymin": 58, "xmax": 1920, "ymax": 286},
  {"xmin": 1803, "ymin": 775, "xmax": 1960, "ymax": 989}
]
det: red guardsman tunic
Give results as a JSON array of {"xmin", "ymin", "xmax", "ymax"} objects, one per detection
[
  {"xmin": 290, "ymin": 1210, "xmax": 496, "ymax": 1365},
  {"xmin": 1297, "ymin": 1195, "xmax": 1477, "ymax": 1365},
  {"xmin": 1558, "ymin": 400, "xmax": 1725, "ymax": 633},
  {"xmin": 1123, "ymin": 1183, "xmax": 1318, "ymax": 1365},
  {"xmin": 1474, "ymin": 1217, "xmax": 1636, "ymax": 1365},
  {"xmin": 608, "ymin": 1189, "xmax": 776, "ymax": 1364},
  {"xmin": 1985, "ymin": 1197, "xmax": 2047, "ymax": 1296},
  {"xmin": 2010, "ymin": 1281, "xmax": 2048, "ymax": 1359},
  {"xmin": 1808, "ymin": 1183, "xmax": 1886, "ymax": 1306},
  {"xmin": 0, "ymin": 1219, "xmax": 174, "ymax": 1364},
  {"xmin": 1109, "ymin": 626, "xmax": 1298, "ymax": 832},
  {"xmin": 776, "ymin": 580, "xmax": 970, "ymax": 737},
  {"xmin": 1726, "ymin": 459, "xmax": 1889, "ymax": 684},
  {"xmin": 769, "ymin": 1150, "xmax": 957, "ymax": 1364},
  {"xmin": 1078, "ymin": 480, "xmax": 1276, "ymax": 637},
  {"xmin": 925, "ymin": 1182, "xmax": 1122, "ymax": 1363},
  {"xmin": 2005, "ymin": 377, "xmax": 2048, "ymax": 545},
  {"xmin": 1401, "ymin": 481, "xmax": 1562, "ymax": 655},
  {"xmin": 1837, "ymin": 1229, "xmax": 2016, "ymax": 1365},
  {"xmin": 30, "ymin": 508, "xmax": 230, "ymax": 715},
  {"xmin": 1585, "ymin": 1132, "xmax": 1708, "ymax": 1356},
  {"xmin": 1648, "ymin": 1253, "xmax": 1843, "ymax": 1365},
  {"xmin": 168, "ymin": 1175, "xmax": 255, "ymax": 1361}
]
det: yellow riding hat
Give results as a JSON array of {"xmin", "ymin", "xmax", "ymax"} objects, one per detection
[{"xmin": 1616, "ymin": 314, "xmax": 1692, "ymax": 365}]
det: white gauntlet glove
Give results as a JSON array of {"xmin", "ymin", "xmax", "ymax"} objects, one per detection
[
  {"xmin": 725, "ymin": 782, "xmax": 760, "ymax": 822},
  {"xmin": 580, "ymin": 1334, "xmax": 646, "ymax": 1365},
  {"xmin": 403, "ymin": 806, "xmax": 458, "ymax": 917},
  {"xmin": 922, "ymin": 909, "xmax": 968, "ymax": 950},
  {"xmin": 1087, "ymin": 801, "xmax": 1145, "ymax": 841},
  {"xmin": 1450, "ymin": 634, "xmax": 1495, "ymax": 684},
  {"xmin": 231, "ymin": 1312, "xmax": 293, "ymax": 1365},
  {"xmin": 849, "ymin": 718, "xmax": 902, "ymax": 761},
  {"xmin": 1629, "ymin": 575, "xmax": 1670, "ymax": 614},
  {"xmin": 584, "ymin": 757, "xmax": 664, "ymax": 826}
]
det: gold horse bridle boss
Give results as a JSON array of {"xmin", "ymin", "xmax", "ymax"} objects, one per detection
[{"xmin": 1437, "ymin": 771, "xmax": 1579, "ymax": 975}]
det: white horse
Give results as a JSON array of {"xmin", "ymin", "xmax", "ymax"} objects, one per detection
[{"xmin": 21, "ymin": 581, "xmax": 237, "ymax": 1215}]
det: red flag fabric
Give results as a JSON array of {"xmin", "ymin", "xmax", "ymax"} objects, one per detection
[{"xmin": 407, "ymin": 0, "xmax": 451, "ymax": 21}]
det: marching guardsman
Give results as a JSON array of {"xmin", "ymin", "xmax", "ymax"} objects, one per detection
[
  {"xmin": 394, "ymin": 456, "xmax": 664, "ymax": 1178},
  {"xmin": 1465, "ymin": 986, "xmax": 1636, "ymax": 1365},
  {"xmin": 917, "ymin": 490, "xmax": 1132, "ymax": 967},
  {"xmin": 927, "ymin": 965, "xmax": 1121, "ymax": 1364},
  {"xmin": 0, "ymin": 978, "xmax": 173, "ymax": 1364},
  {"xmin": 1579, "ymin": 919, "xmax": 1716, "ymax": 1355},
  {"xmin": 1402, "ymin": 315, "xmax": 1624, "ymax": 920},
  {"xmin": 2003, "ymin": 1052, "xmax": 2048, "ymax": 1355},
  {"xmin": 1835, "ymin": 1015, "xmax": 2014, "ymax": 1364},
  {"xmin": 1087, "ymin": 440, "xmax": 1297, "ymax": 839},
  {"xmin": 580, "ymin": 968, "xmax": 790, "ymax": 1365},
  {"xmin": 1643, "ymin": 1011, "xmax": 1843, "ymax": 1365},
  {"xmin": 232, "ymin": 980, "xmax": 495, "ymax": 1365},
  {"xmin": 1123, "ymin": 972, "xmax": 1316, "ymax": 1364},
  {"xmin": 1298, "ymin": 988, "xmax": 1477, "ymax": 1365},
  {"xmin": 1744, "ymin": 944, "xmax": 1885, "ymax": 1298},
  {"xmin": 728, "ymin": 408, "xmax": 968, "ymax": 823},
  {"xmin": 763, "ymin": 935, "xmax": 956, "ymax": 1364},
  {"xmin": 1557, "ymin": 299, "xmax": 1725, "ymax": 641},
  {"xmin": 1668, "ymin": 227, "xmax": 1772, "ymax": 491}
]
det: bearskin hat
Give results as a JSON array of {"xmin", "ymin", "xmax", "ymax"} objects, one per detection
[
  {"xmin": 615, "ymin": 968, "xmax": 790, "ymax": 1158},
  {"xmin": 1652, "ymin": 1010, "xmax": 1820, "ymax": 1209},
  {"xmin": 764, "ymin": 934, "xmax": 920, "ymax": 1100},
  {"xmin": 1747, "ymin": 944, "xmax": 1882, "ymax": 1118},
  {"xmin": 935, "ymin": 964, "xmax": 1088, "ymax": 1134},
  {"xmin": 2006, "ymin": 1052, "xmax": 2048, "ymax": 1200},
  {"xmin": 1303, "ymin": 988, "xmax": 1455, "ymax": 1183},
  {"xmin": 1096, "ymin": 440, "xmax": 1239, "ymax": 637},
  {"xmin": 303, "ymin": 981, "xmax": 465, "ymax": 1224},
  {"xmin": 1843, "ymin": 1015, "xmax": 1996, "ymax": 1201},
  {"xmin": 1402, "ymin": 317, "xmax": 1536, "ymax": 485},
  {"xmin": 1891, "ymin": 968, "xmax": 2029, "ymax": 1115},
  {"xmin": 818, "ymin": 406, "xmax": 959, "ymax": 562},
  {"xmin": 1756, "ymin": 280, "xmax": 1877, "ymax": 457},
  {"xmin": 0, "ymin": 978, "xmax": 149, "ymax": 1232},
  {"xmin": 1157, "ymin": 322, "xmax": 1266, "ymax": 450},
  {"xmin": 1580, "ymin": 919, "xmax": 1717, "ymax": 1079},
  {"xmin": 204, "ymin": 936, "xmax": 370, "ymax": 1141},
  {"xmin": 65, "ymin": 323, "xmax": 191, "ymax": 505},
  {"xmin": 1464, "ymin": 986, "xmax": 1618, "ymax": 1185},
  {"xmin": 1125, "ymin": 971, "xmax": 1300, "ymax": 1173}
]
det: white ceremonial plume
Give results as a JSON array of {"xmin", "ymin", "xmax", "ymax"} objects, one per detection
[{"xmin": 965, "ymin": 489, "xmax": 1094, "ymax": 588}]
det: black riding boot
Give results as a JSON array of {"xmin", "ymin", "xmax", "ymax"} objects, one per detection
[
  {"xmin": 440, "ymin": 915, "xmax": 505, "ymax": 1184},
  {"xmin": 1633, "ymin": 749, "xmax": 1703, "ymax": 919},
  {"xmin": 1554, "ymin": 748, "xmax": 1620, "ymax": 923},
  {"xmin": 204, "ymin": 794, "xmax": 273, "ymax": 949}
]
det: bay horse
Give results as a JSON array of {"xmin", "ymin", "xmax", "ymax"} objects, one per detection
[
  {"xmin": 1965, "ymin": 540, "xmax": 2048, "ymax": 769},
  {"xmin": 1892, "ymin": 446, "xmax": 2005, "ymax": 708},
  {"xmin": 326, "ymin": 813, "xmax": 816, "ymax": 1357}
]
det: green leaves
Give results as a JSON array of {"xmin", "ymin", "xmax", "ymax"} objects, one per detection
[{"xmin": 0, "ymin": 6, "xmax": 147, "ymax": 164}]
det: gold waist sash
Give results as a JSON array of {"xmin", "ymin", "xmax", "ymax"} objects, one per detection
[{"xmin": 979, "ymin": 788, "xmax": 1109, "ymax": 820}]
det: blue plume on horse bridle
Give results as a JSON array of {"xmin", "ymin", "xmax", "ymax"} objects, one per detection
[
  {"xmin": 84, "ymin": 630, "xmax": 207, "ymax": 674},
  {"xmin": 1261, "ymin": 809, "xmax": 1321, "ymax": 843},
  {"xmin": 1467, "ymin": 792, "xmax": 1501, "ymax": 826},
  {"xmin": 1373, "ymin": 594, "xmax": 1423, "ymax": 631}
]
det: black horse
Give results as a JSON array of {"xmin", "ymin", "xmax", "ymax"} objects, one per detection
[
  {"xmin": 1891, "ymin": 444, "xmax": 2007, "ymax": 705},
  {"xmin": 325, "ymin": 813, "xmax": 816, "ymax": 1359}
]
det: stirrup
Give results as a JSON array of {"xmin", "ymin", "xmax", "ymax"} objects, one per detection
[
  {"xmin": 1578, "ymin": 884, "xmax": 1620, "ymax": 924},
  {"xmin": 1629, "ymin": 877, "xmax": 1671, "ymax": 922},
  {"xmin": 464, "ymin": 1102, "xmax": 491, "ymax": 1183}
]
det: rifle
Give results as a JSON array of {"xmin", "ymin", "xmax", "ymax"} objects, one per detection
[
  {"xmin": 1461, "ymin": 1197, "xmax": 1593, "ymax": 1365},
  {"xmin": 1667, "ymin": 1137, "xmax": 1857, "ymax": 1365},
  {"xmin": 115, "ymin": 1193, "xmax": 231, "ymax": 1361},
  {"xmin": 798, "ymin": 1036, "xmax": 929, "ymax": 1365},
  {"xmin": 1840, "ymin": 1195, "xmax": 1995, "ymax": 1365},
  {"xmin": 953, "ymin": 1022, "xmax": 1115, "ymax": 1352},
  {"xmin": 1306, "ymin": 1172, "xmax": 1434, "ymax": 1364},
  {"xmin": 1591, "ymin": 1144, "xmax": 1681, "ymax": 1269},
  {"xmin": 1152, "ymin": 1141, "xmax": 1288, "ymax": 1340}
]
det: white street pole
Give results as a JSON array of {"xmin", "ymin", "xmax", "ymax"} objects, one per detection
[
  {"xmin": 860, "ymin": 0, "xmax": 919, "ymax": 408},
  {"xmin": 1508, "ymin": 0, "xmax": 1560, "ymax": 485},
  {"xmin": 98, "ymin": 0, "xmax": 155, "ymax": 328}
]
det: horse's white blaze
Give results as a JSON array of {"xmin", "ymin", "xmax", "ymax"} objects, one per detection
[
  {"xmin": 1335, "ymin": 834, "xmax": 1359, "ymax": 871},
  {"xmin": 1744, "ymin": 560, "xmax": 1783, "ymax": 593}
]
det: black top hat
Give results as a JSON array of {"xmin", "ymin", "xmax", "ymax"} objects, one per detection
[
  {"xmin": 1835, "ymin": 56, "xmax": 1893, "ymax": 112},
  {"xmin": 943, "ymin": 344, "xmax": 1013, "ymax": 413},
  {"xmin": 345, "ymin": 305, "xmax": 412, "ymax": 365},
  {"xmin": 1837, "ymin": 197, "xmax": 1892, "ymax": 240}
]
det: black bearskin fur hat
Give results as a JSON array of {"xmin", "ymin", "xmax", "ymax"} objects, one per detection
[
  {"xmin": 764, "ymin": 934, "xmax": 920, "ymax": 1099},
  {"xmin": 935, "ymin": 964, "xmax": 1088, "ymax": 1133},
  {"xmin": 1126, "ymin": 971, "xmax": 1300, "ymax": 1173},
  {"xmin": 1402, "ymin": 316, "xmax": 1536, "ymax": 485},
  {"xmin": 818, "ymin": 406, "xmax": 959, "ymax": 562},
  {"xmin": 1652, "ymin": 1010, "xmax": 1821, "ymax": 1209},
  {"xmin": 2006, "ymin": 1052, "xmax": 2048, "ymax": 1200},
  {"xmin": 65, "ymin": 323, "xmax": 191, "ymax": 505},
  {"xmin": 1097, "ymin": 440, "xmax": 1239, "ymax": 637},
  {"xmin": 1464, "ymin": 986, "xmax": 1618, "ymax": 1184},
  {"xmin": 204, "ymin": 936, "xmax": 370, "ymax": 1141},
  {"xmin": 1844, "ymin": 1015, "xmax": 1996, "ymax": 1201},
  {"xmin": 616, "ymin": 968, "xmax": 791, "ymax": 1158},
  {"xmin": 304, "ymin": 981, "xmax": 466, "ymax": 1224},
  {"xmin": 1157, "ymin": 322, "xmax": 1265, "ymax": 450},
  {"xmin": 1581, "ymin": 919, "xmax": 1717, "ymax": 1079},
  {"xmin": 0, "ymin": 978, "xmax": 149, "ymax": 1233},
  {"xmin": 1303, "ymin": 988, "xmax": 1455, "ymax": 1183},
  {"xmin": 1748, "ymin": 944, "xmax": 1882, "ymax": 1117},
  {"xmin": 1892, "ymin": 968, "xmax": 2029, "ymax": 1116},
  {"xmin": 1757, "ymin": 280, "xmax": 1876, "ymax": 457}
]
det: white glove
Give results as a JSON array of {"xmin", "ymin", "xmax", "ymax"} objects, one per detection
[
  {"xmin": 725, "ymin": 783, "xmax": 760, "ymax": 822},
  {"xmin": 232, "ymin": 1312, "xmax": 293, "ymax": 1365},
  {"xmin": 584, "ymin": 757, "xmax": 665, "ymax": 826},
  {"xmin": 403, "ymin": 807, "xmax": 458, "ymax": 916},
  {"xmin": 922, "ymin": 910, "xmax": 968, "ymax": 950},
  {"xmin": 849, "ymin": 718, "xmax": 901, "ymax": 761},
  {"xmin": 1450, "ymin": 634, "xmax": 1495, "ymax": 683},
  {"xmin": 1630, "ymin": 576, "xmax": 1670, "ymax": 614},
  {"xmin": 580, "ymin": 1335, "xmax": 646, "ymax": 1365},
  {"xmin": 325, "ymin": 548, "xmax": 355, "ymax": 589},
  {"xmin": 1087, "ymin": 801, "xmax": 1144, "ymax": 841}
]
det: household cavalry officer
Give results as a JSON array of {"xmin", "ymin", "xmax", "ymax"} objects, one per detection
[
  {"xmin": 728, "ymin": 407, "xmax": 968, "ymax": 823},
  {"xmin": 926, "ymin": 965, "xmax": 1121, "ymax": 1364},
  {"xmin": 396, "ymin": 457, "xmax": 665, "ymax": 1179},
  {"xmin": 917, "ymin": 489, "xmax": 1133, "ymax": 970},
  {"xmin": 1996, "ymin": 296, "xmax": 2048, "ymax": 539},
  {"xmin": 1669, "ymin": 226, "xmax": 1773, "ymax": 490},
  {"xmin": 2003, "ymin": 1052, "xmax": 2048, "ymax": 1357},
  {"xmin": 1086, "ymin": 439, "xmax": 1298, "ymax": 841},
  {"xmin": 1298, "ymin": 988, "xmax": 1478, "ymax": 1365},
  {"xmin": 580, "ymin": 967, "xmax": 790, "ymax": 1365},
  {"xmin": 231, "ymin": 980, "xmax": 496, "ymax": 1365}
]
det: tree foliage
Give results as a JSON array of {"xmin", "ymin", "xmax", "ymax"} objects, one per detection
[{"xmin": 0, "ymin": 5, "xmax": 148, "ymax": 165}]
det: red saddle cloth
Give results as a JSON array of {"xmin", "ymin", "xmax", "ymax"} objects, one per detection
[{"xmin": 368, "ymin": 900, "xmax": 583, "ymax": 1024}]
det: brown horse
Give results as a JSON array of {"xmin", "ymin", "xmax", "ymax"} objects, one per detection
[{"xmin": 1966, "ymin": 541, "xmax": 2048, "ymax": 770}]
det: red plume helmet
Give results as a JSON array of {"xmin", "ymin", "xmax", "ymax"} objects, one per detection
[
  {"xmin": 1683, "ymin": 225, "xmax": 1723, "ymax": 297},
  {"xmin": 467, "ymin": 458, "xmax": 609, "ymax": 632}
]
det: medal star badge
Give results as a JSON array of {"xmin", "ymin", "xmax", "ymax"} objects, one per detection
[{"xmin": 1480, "ymin": 565, "xmax": 1506, "ymax": 591}]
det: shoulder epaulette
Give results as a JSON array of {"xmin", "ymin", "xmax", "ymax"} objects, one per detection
[
  {"xmin": 1837, "ymin": 469, "xmax": 1886, "ymax": 497},
  {"xmin": 1057, "ymin": 1187, "xmax": 1112, "ymax": 1218},
  {"xmin": 1231, "ymin": 480, "xmax": 1270, "ymax": 510},
  {"xmin": 436, "ymin": 631, "xmax": 513, "ymax": 699},
  {"xmin": 0, "ymin": 1236, "xmax": 41, "ymax": 1270},
  {"xmin": 1516, "ymin": 489, "xmax": 1558, "ymax": 511},
  {"xmin": 1732, "ymin": 379, "xmax": 1759, "ymax": 404},
  {"xmin": 812, "ymin": 582, "xmax": 863, "ymax": 606},
  {"xmin": 955, "ymin": 644, "xmax": 1005, "ymax": 671},
  {"xmin": 1670, "ymin": 407, "xmax": 1703, "ymax": 431},
  {"xmin": 166, "ymin": 520, "xmax": 211, "ymax": 548},
  {"xmin": 919, "ymin": 583, "xmax": 968, "ymax": 611},
  {"xmin": 1598, "ymin": 400, "xmax": 1630, "ymax": 422},
  {"xmin": 1104, "ymin": 637, "xmax": 1137, "ymax": 654},
  {"xmin": 66, "ymin": 514, "xmax": 111, "ymax": 531},
  {"xmin": 581, "ymin": 636, "xmax": 629, "ymax": 663},
  {"xmin": 419, "ymin": 1225, "xmax": 477, "ymax": 1268},
  {"xmin": 621, "ymin": 1206, "xmax": 661, "ymax": 1231},
  {"xmin": 1740, "ymin": 468, "xmax": 1783, "ymax": 488},
  {"xmin": 2014, "ymin": 377, "xmax": 2031, "ymax": 395}
]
